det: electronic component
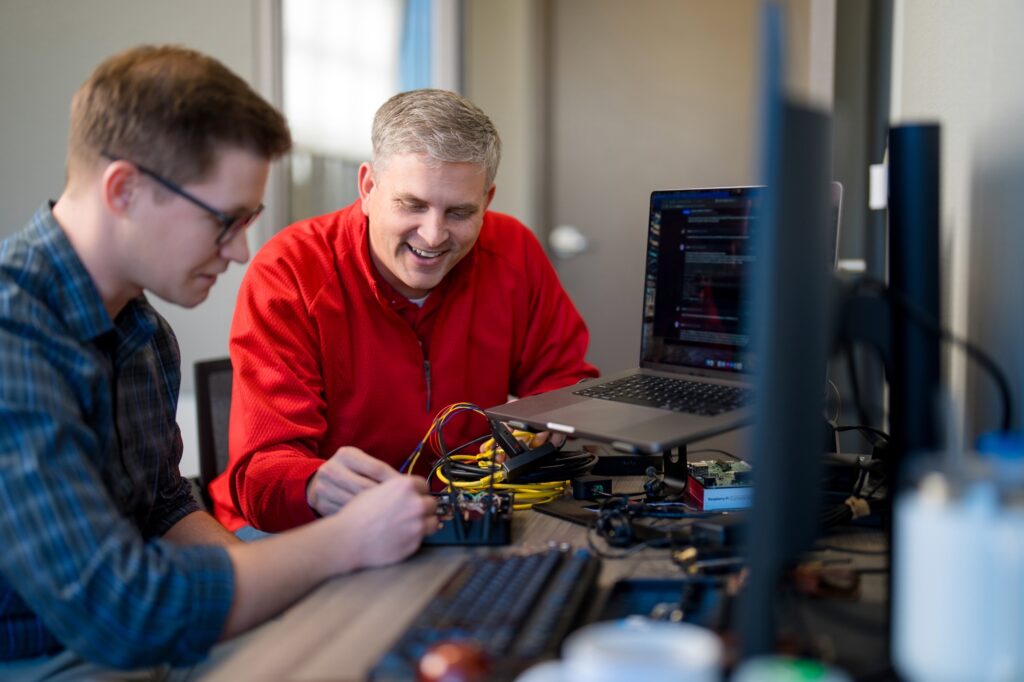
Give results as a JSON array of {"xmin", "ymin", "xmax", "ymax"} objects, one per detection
[
  {"xmin": 689, "ymin": 512, "xmax": 746, "ymax": 547},
  {"xmin": 404, "ymin": 405, "xmax": 597, "ymax": 512},
  {"xmin": 571, "ymin": 475, "xmax": 613, "ymax": 500},
  {"xmin": 590, "ymin": 452, "xmax": 663, "ymax": 476},
  {"xmin": 489, "ymin": 419, "xmax": 560, "ymax": 482},
  {"xmin": 422, "ymin": 491, "xmax": 514, "ymax": 546},
  {"xmin": 687, "ymin": 459, "xmax": 752, "ymax": 487}
]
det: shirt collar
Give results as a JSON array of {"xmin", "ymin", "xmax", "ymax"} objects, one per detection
[
  {"xmin": 29, "ymin": 202, "xmax": 114, "ymax": 342},
  {"xmin": 30, "ymin": 202, "xmax": 157, "ymax": 351}
]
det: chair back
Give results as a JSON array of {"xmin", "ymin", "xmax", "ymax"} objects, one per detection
[{"xmin": 194, "ymin": 357, "xmax": 233, "ymax": 508}]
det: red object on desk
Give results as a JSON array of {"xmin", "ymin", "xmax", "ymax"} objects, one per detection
[
  {"xmin": 417, "ymin": 640, "xmax": 492, "ymax": 682},
  {"xmin": 685, "ymin": 476, "xmax": 753, "ymax": 511}
]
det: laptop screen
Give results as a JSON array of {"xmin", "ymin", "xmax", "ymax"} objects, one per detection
[{"xmin": 640, "ymin": 187, "xmax": 764, "ymax": 375}]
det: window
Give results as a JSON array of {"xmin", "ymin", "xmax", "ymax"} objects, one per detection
[{"xmin": 282, "ymin": 0, "xmax": 461, "ymax": 221}]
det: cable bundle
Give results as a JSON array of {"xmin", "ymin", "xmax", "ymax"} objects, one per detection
[
  {"xmin": 400, "ymin": 402, "xmax": 596, "ymax": 510},
  {"xmin": 399, "ymin": 402, "xmax": 487, "ymax": 475}
]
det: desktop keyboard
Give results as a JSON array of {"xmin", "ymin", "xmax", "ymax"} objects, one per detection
[
  {"xmin": 370, "ymin": 545, "xmax": 601, "ymax": 680},
  {"xmin": 573, "ymin": 374, "xmax": 752, "ymax": 416}
]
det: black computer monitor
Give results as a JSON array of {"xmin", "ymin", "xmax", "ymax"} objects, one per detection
[
  {"xmin": 738, "ymin": 3, "xmax": 943, "ymax": 665},
  {"xmin": 736, "ymin": 2, "xmax": 837, "ymax": 659},
  {"xmin": 738, "ymin": 100, "xmax": 835, "ymax": 659}
]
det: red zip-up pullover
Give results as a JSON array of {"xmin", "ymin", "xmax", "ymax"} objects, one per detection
[{"xmin": 209, "ymin": 202, "xmax": 598, "ymax": 531}]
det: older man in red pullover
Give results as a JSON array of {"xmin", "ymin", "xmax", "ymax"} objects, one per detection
[{"xmin": 210, "ymin": 89, "xmax": 598, "ymax": 532}]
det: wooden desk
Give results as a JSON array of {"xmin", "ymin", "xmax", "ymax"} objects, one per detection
[
  {"xmin": 197, "ymin": 482, "xmax": 888, "ymax": 681},
  {"xmin": 196, "ymin": 506, "xmax": 696, "ymax": 681}
]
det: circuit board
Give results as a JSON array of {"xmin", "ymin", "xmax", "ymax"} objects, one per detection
[
  {"xmin": 423, "ymin": 491, "xmax": 514, "ymax": 546},
  {"xmin": 687, "ymin": 459, "xmax": 752, "ymax": 487}
]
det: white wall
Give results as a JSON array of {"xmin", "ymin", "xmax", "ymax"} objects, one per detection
[
  {"xmin": 892, "ymin": 0, "xmax": 1024, "ymax": 440},
  {"xmin": 0, "ymin": 0, "xmax": 275, "ymax": 476}
]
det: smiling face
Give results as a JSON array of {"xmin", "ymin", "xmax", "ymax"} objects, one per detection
[
  {"xmin": 359, "ymin": 153, "xmax": 495, "ymax": 299},
  {"xmin": 125, "ymin": 146, "xmax": 269, "ymax": 308}
]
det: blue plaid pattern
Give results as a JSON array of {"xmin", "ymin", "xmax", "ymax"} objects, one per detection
[{"xmin": 0, "ymin": 204, "xmax": 234, "ymax": 668}]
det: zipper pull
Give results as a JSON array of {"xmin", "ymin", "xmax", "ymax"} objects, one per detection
[{"xmin": 423, "ymin": 359, "xmax": 432, "ymax": 412}]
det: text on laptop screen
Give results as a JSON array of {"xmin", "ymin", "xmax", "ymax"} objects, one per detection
[{"xmin": 640, "ymin": 187, "xmax": 764, "ymax": 374}]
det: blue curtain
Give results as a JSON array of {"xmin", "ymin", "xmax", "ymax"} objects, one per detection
[{"xmin": 400, "ymin": 0, "xmax": 433, "ymax": 90}]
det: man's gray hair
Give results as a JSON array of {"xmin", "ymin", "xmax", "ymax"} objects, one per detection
[{"xmin": 371, "ymin": 88, "xmax": 501, "ymax": 188}]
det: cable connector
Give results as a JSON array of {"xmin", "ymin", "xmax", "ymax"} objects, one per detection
[
  {"xmin": 503, "ymin": 442, "xmax": 558, "ymax": 482},
  {"xmin": 489, "ymin": 418, "xmax": 562, "ymax": 482},
  {"xmin": 489, "ymin": 419, "xmax": 527, "ymax": 457}
]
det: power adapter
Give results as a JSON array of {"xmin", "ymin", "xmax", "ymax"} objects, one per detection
[
  {"xmin": 572, "ymin": 475, "xmax": 613, "ymax": 501},
  {"xmin": 690, "ymin": 512, "xmax": 746, "ymax": 548}
]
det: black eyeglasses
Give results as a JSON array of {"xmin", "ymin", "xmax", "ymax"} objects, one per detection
[{"xmin": 103, "ymin": 153, "xmax": 263, "ymax": 245}]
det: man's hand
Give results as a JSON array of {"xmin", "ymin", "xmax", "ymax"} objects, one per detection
[
  {"xmin": 307, "ymin": 446, "xmax": 400, "ymax": 517},
  {"xmin": 331, "ymin": 475, "xmax": 438, "ymax": 569},
  {"xmin": 529, "ymin": 430, "xmax": 567, "ymax": 448}
]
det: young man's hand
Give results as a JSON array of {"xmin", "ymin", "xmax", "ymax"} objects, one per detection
[
  {"xmin": 331, "ymin": 475, "xmax": 438, "ymax": 569},
  {"xmin": 306, "ymin": 446, "xmax": 400, "ymax": 517}
]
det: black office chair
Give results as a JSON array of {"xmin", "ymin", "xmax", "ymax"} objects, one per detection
[{"xmin": 193, "ymin": 357, "xmax": 233, "ymax": 511}]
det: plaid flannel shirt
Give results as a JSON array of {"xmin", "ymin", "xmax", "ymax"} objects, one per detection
[{"xmin": 0, "ymin": 204, "xmax": 234, "ymax": 667}]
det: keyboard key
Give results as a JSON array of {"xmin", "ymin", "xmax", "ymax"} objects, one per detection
[{"xmin": 574, "ymin": 375, "xmax": 751, "ymax": 416}]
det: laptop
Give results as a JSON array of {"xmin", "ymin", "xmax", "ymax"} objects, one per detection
[{"xmin": 487, "ymin": 184, "xmax": 842, "ymax": 454}]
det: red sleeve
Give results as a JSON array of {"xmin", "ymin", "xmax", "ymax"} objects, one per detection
[
  {"xmin": 510, "ymin": 229, "xmax": 599, "ymax": 397},
  {"xmin": 226, "ymin": 244, "xmax": 326, "ymax": 532}
]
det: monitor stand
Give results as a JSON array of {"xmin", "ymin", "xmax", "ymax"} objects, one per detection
[{"xmin": 661, "ymin": 444, "xmax": 688, "ymax": 482}]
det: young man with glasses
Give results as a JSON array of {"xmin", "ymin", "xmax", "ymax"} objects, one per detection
[{"xmin": 0, "ymin": 45, "xmax": 437, "ymax": 680}]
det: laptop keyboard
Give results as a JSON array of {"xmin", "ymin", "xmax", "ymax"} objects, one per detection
[{"xmin": 573, "ymin": 374, "xmax": 752, "ymax": 416}]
